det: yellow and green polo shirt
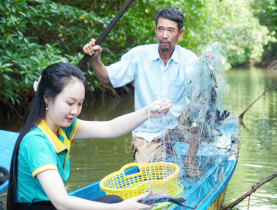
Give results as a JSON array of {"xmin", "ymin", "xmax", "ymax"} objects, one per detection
[{"xmin": 16, "ymin": 118, "xmax": 81, "ymax": 203}]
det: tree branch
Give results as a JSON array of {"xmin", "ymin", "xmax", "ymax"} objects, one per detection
[
  {"xmin": 239, "ymin": 82, "xmax": 277, "ymax": 124},
  {"xmin": 223, "ymin": 172, "xmax": 277, "ymax": 209}
]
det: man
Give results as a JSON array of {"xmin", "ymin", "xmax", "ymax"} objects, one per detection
[{"xmin": 83, "ymin": 7, "xmax": 198, "ymax": 167}]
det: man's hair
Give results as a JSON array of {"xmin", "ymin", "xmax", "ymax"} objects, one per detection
[{"xmin": 155, "ymin": 7, "xmax": 184, "ymax": 31}]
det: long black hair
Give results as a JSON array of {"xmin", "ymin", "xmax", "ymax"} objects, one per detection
[{"xmin": 7, "ymin": 63, "xmax": 85, "ymax": 209}]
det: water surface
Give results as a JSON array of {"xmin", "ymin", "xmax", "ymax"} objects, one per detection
[
  {"xmin": 1, "ymin": 67, "xmax": 277, "ymax": 209},
  {"xmin": 222, "ymin": 68, "xmax": 277, "ymax": 209}
]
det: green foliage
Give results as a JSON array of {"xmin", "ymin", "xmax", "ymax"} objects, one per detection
[
  {"xmin": 3, "ymin": 0, "xmax": 124, "ymax": 103},
  {"xmin": 0, "ymin": 0, "xmax": 274, "ymax": 108},
  {"xmin": 251, "ymin": 0, "xmax": 277, "ymax": 57},
  {"xmin": 160, "ymin": 0, "xmax": 272, "ymax": 64}
]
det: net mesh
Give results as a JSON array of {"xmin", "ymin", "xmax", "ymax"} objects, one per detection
[{"xmin": 144, "ymin": 42, "xmax": 230, "ymax": 193}]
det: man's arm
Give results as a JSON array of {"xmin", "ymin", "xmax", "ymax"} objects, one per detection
[{"xmin": 83, "ymin": 38, "xmax": 110, "ymax": 84}]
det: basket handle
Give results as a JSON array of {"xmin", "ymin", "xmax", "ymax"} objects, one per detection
[{"xmin": 120, "ymin": 163, "xmax": 141, "ymax": 177}]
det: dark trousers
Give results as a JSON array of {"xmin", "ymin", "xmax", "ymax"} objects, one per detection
[{"xmin": 16, "ymin": 195, "xmax": 123, "ymax": 209}]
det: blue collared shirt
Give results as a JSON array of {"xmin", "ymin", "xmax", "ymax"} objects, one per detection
[{"xmin": 107, "ymin": 44, "xmax": 197, "ymax": 142}]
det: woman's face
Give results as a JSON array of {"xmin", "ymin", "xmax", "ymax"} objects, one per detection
[{"xmin": 45, "ymin": 77, "xmax": 85, "ymax": 133}]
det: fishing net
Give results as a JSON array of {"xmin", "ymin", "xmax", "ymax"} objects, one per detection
[{"xmin": 140, "ymin": 43, "xmax": 231, "ymax": 206}]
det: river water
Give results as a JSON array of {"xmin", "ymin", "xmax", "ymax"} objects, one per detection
[{"xmin": 0, "ymin": 67, "xmax": 277, "ymax": 209}]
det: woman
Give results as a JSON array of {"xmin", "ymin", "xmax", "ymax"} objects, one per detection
[{"xmin": 7, "ymin": 63, "xmax": 171, "ymax": 210}]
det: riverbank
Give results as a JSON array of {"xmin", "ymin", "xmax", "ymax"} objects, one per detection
[
  {"xmin": 0, "ymin": 83, "xmax": 134, "ymax": 129},
  {"xmin": 232, "ymin": 56, "xmax": 277, "ymax": 71},
  {"xmin": 1, "ymin": 58, "xmax": 276, "ymax": 125}
]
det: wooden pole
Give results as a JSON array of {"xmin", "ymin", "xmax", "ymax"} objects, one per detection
[{"xmin": 76, "ymin": 0, "xmax": 134, "ymax": 70}]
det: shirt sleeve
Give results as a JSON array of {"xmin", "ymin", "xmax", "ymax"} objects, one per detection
[
  {"xmin": 20, "ymin": 135, "xmax": 57, "ymax": 178},
  {"xmin": 107, "ymin": 49, "xmax": 136, "ymax": 88}
]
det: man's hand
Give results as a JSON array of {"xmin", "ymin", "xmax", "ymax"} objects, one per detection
[
  {"xmin": 82, "ymin": 38, "xmax": 110, "ymax": 84},
  {"xmin": 149, "ymin": 99, "xmax": 172, "ymax": 118},
  {"xmin": 83, "ymin": 38, "xmax": 102, "ymax": 59}
]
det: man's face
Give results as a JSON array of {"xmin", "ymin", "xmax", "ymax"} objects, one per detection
[{"xmin": 155, "ymin": 17, "xmax": 184, "ymax": 52}]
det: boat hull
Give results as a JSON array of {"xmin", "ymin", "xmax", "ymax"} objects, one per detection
[
  {"xmin": 69, "ymin": 116, "xmax": 240, "ymax": 209},
  {"xmin": 208, "ymin": 188, "xmax": 226, "ymax": 210},
  {"xmin": 0, "ymin": 131, "xmax": 18, "ymax": 194}
]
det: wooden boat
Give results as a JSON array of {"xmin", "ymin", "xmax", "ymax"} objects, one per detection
[
  {"xmin": 68, "ymin": 116, "xmax": 240, "ymax": 210},
  {"xmin": 0, "ymin": 116, "xmax": 239, "ymax": 209}
]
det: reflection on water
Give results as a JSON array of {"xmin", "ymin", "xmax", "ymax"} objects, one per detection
[
  {"xmin": 222, "ymin": 68, "xmax": 277, "ymax": 209},
  {"xmin": 1, "ymin": 68, "xmax": 277, "ymax": 209}
]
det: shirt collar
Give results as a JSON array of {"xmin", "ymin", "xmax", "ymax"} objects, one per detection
[
  {"xmin": 171, "ymin": 45, "xmax": 179, "ymax": 62},
  {"xmin": 150, "ymin": 44, "xmax": 179, "ymax": 63},
  {"xmin": 37, "ymin": 120, "xmax": 68, "ymax": 153},
  {"xmin": 151, "ymin": 45, "xmax": 160, "ymax": 60}
]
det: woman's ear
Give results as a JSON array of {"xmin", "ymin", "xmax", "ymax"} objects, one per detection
[{"xmin": 44, "ymin": 97, "xmax": 50, "ymax": 105}]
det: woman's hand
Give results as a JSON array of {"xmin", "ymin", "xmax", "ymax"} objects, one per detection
[
  {"xmin": 115, "ymin": 193, "xmax": 153, "ymax": 210},
  {"xmin": 148, "ymin": 98, "xmax": 172, "ymax": 118}
]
